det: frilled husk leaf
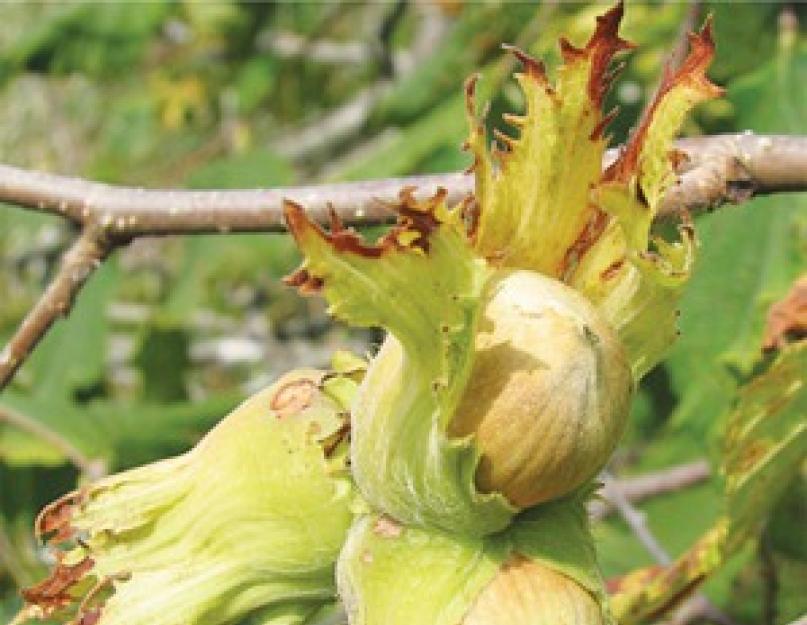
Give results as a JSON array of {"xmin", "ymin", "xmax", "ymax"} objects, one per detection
[
  {"xmin": 465, "ymin": 3, "xmax": 632, "ymax": 277},
  {"xmin": 283, "ymin": 4, "xmax": 721, "ymax": 534},
  {"xmin": 284, "ymin": 193, "xmax": 514, "ymax": 536},
  {"xmin": 569, "ymin": 19, "xmax": 723, "ymax": 378},
  {"xmin": 22, "ymin": 369, "xmax": 358, "ymax": 625},
  {"xmin": 466, "ymin": 9, "xmax": 721, "ymax": 378},
  {"xmin": 337, "ymin": 489, "xmax": 610, "ymax": 625}
]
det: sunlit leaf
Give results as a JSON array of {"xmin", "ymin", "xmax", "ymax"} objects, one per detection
[
  {"xmin": 667, "ymin": 44, "xmax": 807, "ymax": 438},
  {"xmin": 611, "ymin": 342, "xmax": 807, "ymax": 624}
]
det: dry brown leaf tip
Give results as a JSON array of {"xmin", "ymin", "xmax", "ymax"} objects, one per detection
[{"xmin": 762, "ymin": 275, "xmax": 807, "ymax": 352}]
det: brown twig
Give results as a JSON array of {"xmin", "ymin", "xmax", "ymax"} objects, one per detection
[
  {"xmin": 0, "ymin": 164, "xmax": 457, "ymax": 236},
  {"xmin": 644, "ymin": 0, "xmax": 702, "ymax": 116},
  {"xmin": 667, "ymin": 2, "xmax": 703, "ymax": 73},
  {"xmin": 0, "ymin": 227, "xmax": 112, "ymax": 390},
  {"xmin": 669, "ymin": 134, "xmax": 807, "ymax": 213},
  {"xmin": 2, "ymin": 134, "xmax": 805, "ymax": 237}
]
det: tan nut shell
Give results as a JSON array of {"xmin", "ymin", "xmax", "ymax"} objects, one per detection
[
  {"xmin": 462, "ymin": 556, "xmax": 604, "ymax": 625},
  {"xmin": 449, "ymin": 269, "xmax": 633, "ymax": 508}
]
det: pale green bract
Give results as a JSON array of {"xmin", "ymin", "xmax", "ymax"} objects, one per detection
[
  {"xmin": 285, "ymin": 5, "xmax": 721, "ymax": 533},
  {"xmin": 22, "ymin": 369, "xmax": 358, "ymax": 625},
  {"xmin": 284, "ymin": 195, "xmax": 514, "ymax": 536}
]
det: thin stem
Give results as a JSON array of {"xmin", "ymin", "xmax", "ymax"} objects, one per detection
[
  {"xmin": 0, "ymin": 403, "xmax": 103, "ymax": 477},
  {"xmin": 602, "ymin": 470, "xmax": 738, "ymax": 625},
  {"xmin": 590, "ymin": 459, "xmax": 710, "ymax": 520},
  {"xmin": 601, "ymin": 470, "xmax": 673, "ymax": 565}
]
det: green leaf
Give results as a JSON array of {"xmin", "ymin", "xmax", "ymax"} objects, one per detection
[
  {"xmin": 0, "ymin": 394, "xmax": 91, "ymax": 470},
  {"xmin": 667, "ymin": 45, "xmax": 807, "ymax": 439},
  {"xmin": 17, "ymin": 257, "xmax": 120, "ymax": 401},
  {"xmin": 0, "ymin": 390, "xmax": 239, "ymax": 470},
  {"xmin": 133, "ymin": 327, "xmax": 191, "ymax": 402},
  {"xmin": 0, "ymin": 257, "xmax": 119, "ymax": 468},
  {"xmin": 369, "ymin": 3, "xmax": 537, "ymax": 128},
  {"xmin": 721, "ymin": 343, "xmax": 807, "ymax": 549},
  {"xmin": 0, "ymin": 426, "xmax": 65, "ymax": 468},
  {"xmin": 157, "ymin": 230, "xmax": 299, "ymax": 325},
  {"xmin": 185, "ymin": 149, "xmax": 294, "ymax": 189},
  {"xmin": 330, "ymin": 90, "xmax": 471, "ymax": 182},
  {"xmin": 0, "ymin": 2, "xmax": 169, "ymax": 77},
  {"xmin": 611, "ymin": 342, "xmax": 807, "ymax": 624}
]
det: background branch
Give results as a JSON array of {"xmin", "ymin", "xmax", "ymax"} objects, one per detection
[
  {"xmin": 268, "ymin": 2, "xmax": 447, "ymax": 162},
  {"xmin": 590, "ymin": 459, "xmax": 710, "ymax": 520},
  {"xmin": 601, "ymin": 470, "xmax": 673, "ymax": 565}
]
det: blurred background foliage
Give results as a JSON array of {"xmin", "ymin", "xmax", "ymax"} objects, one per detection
[{"xmin": 0, "ymin": 2, "xmax": 804, "ymax": 624}]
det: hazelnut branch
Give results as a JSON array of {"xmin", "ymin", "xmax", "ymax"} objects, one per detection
[
  {"xmin": 0, "ymin": 133, "xmax": 805, "ymax": 393},
  {"xmin": 1, "ymin": 134, "xmax": 804, "ymax": 235}
]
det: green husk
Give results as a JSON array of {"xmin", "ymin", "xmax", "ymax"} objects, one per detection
[
  {"xmin": 22, "ymin": 368, "xmax": 359, "ymax": 625},
  {"xmin": 337, "ymin": 489, "xmax": 610, "ymax": 625}
]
